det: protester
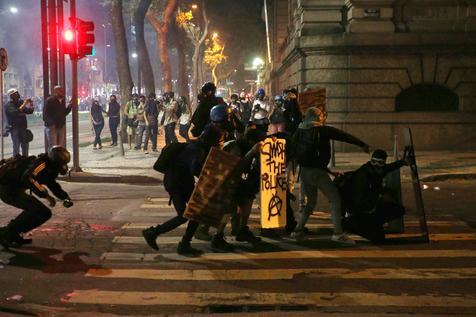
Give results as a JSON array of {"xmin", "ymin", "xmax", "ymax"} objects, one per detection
[
  {"xmin": 190, "ymin": 82, "xmax": 224, "ymax": 137},
  {"xmin": 144, "ymin": 93, "xmax": 159, "ymax": 153},
  {"xmin": 238, "ymin": 92, "xmax": 252, "ymax": 124},
  {"xmin": 283, "ymin": 88, "xmax": 302, "ymax": 135},
  {"xmin": 134, "ymin": 95, "xmax": 148, "ymax": 151},
  {"xmin": 124, "ymin": 93, "xmax": 139, "ymax": 150},
  {"xmin": 90, "ymin": 100, "xmax": 106, "ymax": 150},
  {"xmin": 162, "ymin": 92, "xmax": 179, "ymax": 146},
  {"xmin": 0, "ymin": 146, "xmax": 74, "ymax": 249},
  {"xmin": 142, "ymin": 125, "xmax": 224, "ymax": 255},
  {"xmin": 5, "ymin": 89, "xmax": 34, "ymax": 156},
  {"xmin": 251, "ymin": 88, "xmax": 271, "ymax": 133},
  {"xmin": 43, "ymin": 86, "xmax": 72, "ymax": 150},
  {"xmin": 268, "ymin": 95, "xmax": 286, "ymax": 134},
  {"xmin": 178, "ymin": 96, "xmax": 192, "ymax": 142},
  {"xmin": 107, "ymin": 95, "xmax": 120, "ymax": 146},
  {"xmin": 290, "ymin": 107, "xmax": 371, "ymax": 244},
  {"xmin": 339, "ymin": 149, "xmax": 408, "ymax": 243}
]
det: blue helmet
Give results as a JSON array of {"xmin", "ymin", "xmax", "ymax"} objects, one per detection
[
  {"xmin": 210, "ymin": 104, "xmax": 228, "ymax": 123},
  {"xmin": 274, "ymin": 95, "xmax": 284, "ymax": 102},
  {"xmin": 257, "ymin": 88, "xmax": 265, "ymax": 96}
]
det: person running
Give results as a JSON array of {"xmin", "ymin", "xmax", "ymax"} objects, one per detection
[
  {"xmin": 107, "ymin": 95, "xmax": 121, "ymax": 146},
  {"xmin": 290, "ymin": 107, "xmax": 371, "ymax": 244},
  {"xmin": 90, "ymin": 100, "xmax": 106, "ymax": 150},
  {"xmin": 142, "ymin": 125, "xmax": 224, "ymax": 255}
]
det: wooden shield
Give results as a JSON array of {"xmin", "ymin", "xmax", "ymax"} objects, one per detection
[{"xmin": 183, "ymin": 147, "xmax": 241, "ymax": 228}]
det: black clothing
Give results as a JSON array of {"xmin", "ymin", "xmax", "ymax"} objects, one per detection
[
  {"xmin": 109, "ymin": 117, "xmax": 120, "ymax": 145},
  {"xmin": 190, "ymin": 95, "xmax": 224, "ymax": 137},
  {"xmin": 43, "ymin": 96, "xmax": 71, "ymax": 128},
  {"xmin": 292, "ymin": 126, "xmax": 366, "ymax": 169},
  {"xmin": 283, "ymin": 99, "xmax": 302, "ymax": 134},
  {"xmin": 5, "ymin": 99, "xmax": 33, "ymax": 130},
  {"xmin": 91, "ymin": 104, "xmax": 105, "ymax": 124},
  {"xmin": 107, "ymin": 100, "xmax": 121, "ymax": 118},
  {"xmin": 93, "ymin": 122, "xmax": 104, "ymax": 147},
  {"xmin": 144, "ymin": 100, "xmax": 159, "ymax": 126}
]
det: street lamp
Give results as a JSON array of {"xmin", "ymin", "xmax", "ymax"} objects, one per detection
[
  {"xmin": 131, "ymin": 52, "xmax": 138, "ymax": 59},
  {"xmin": 252, "ymin": 57, "xmax": 264, "ymax": 70},
  {"xmin": 191, "ymin": 4, "xmax": 198, "ymax": 9},
  {"xmin": 9, "ymin": 7, "xmax": 18, "ymax": 14}
]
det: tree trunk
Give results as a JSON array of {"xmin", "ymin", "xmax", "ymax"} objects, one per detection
[
  {"xmin": 134, "ymin": 0, "xmax": 155, "ymax": 95},
  {"xmin": 111, "ymin": 0, "xmax": 134, "ymax": 156},
  {"xmin": 175, "ymin": 27, "xmax": 188, "ymax": 98},
  {"xmin": 211, "ymin": 66, "xmax": 218, "ymax": 86}
]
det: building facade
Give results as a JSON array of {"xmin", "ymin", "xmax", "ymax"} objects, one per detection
[{"xmin": 268, "ymin": 0, "xmax": 476, "ymax": 150}]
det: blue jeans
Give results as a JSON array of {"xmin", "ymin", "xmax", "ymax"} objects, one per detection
[
  {"xmin": 109, "ymin": 117, "xmax": 120, "ymax": 145},
  {"xmin": 10, "ymin": 127, "xmax": 28, "ymax": 157},
  {"xmin": 135, "ymin": 121, "xmax": 147, "ymax": 150},
  {"xmin": 45, "ymin": 125, "xmax": 66, "ymax": 150},
  {"xmin": 93, "ymin": 123, "xmax": 104, "ymax": 147}
]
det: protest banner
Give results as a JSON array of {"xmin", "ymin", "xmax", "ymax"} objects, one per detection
[
  {"xmin": 298, "ymin": 87, "xmax": 326, "ymax": 114},
  {"xmin": 260, "ymin": 137, "xmax": 287, "ymax": 229},
  {"xmin": 184, "ymin": 147, "xmax": 241, "ymax": 227}
]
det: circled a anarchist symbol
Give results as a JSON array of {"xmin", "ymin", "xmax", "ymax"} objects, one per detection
[{"xmin": 268, "ymin": 194, "xmax": 283, "ymax": 220}]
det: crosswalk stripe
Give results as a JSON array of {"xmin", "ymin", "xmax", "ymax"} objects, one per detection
[
  {"xmin": 101, "ymin": 249, "xmax": 476, "ymax": 262},
  {"xmin": 86, "ymin": 267, "xmax": 476, "ymax": 281},
  {"xmin": 66, "ymin": 290, "xmax": 476, "ymax": 307}
]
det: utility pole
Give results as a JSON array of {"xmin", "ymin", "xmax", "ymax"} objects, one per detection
[
  {"xmin": 41, "ymin": 0, "xmax": 50, "ymax": 153},
  {"xmin": 57, "ymin": 0, "xmax": 67, "ymax": 147},
  {"xmin": 69, "ymin": 0, "xmax": 81, "ymax": 172}
]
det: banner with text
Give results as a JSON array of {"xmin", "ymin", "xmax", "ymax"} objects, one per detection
[{"xmin": 260, "ymin": 137, "xmax": 287, "ymax": 229}]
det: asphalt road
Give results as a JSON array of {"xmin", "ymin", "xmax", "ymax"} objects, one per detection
[{"xmin": 0, "ymin": 179, "xmax": 475, "ymax": 316}]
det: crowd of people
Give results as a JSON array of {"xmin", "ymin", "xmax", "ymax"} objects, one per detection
[{"xmin": 0, "ymin": 81, "xmax": 409, "ymax": 256}]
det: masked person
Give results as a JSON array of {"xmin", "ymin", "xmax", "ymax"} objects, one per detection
[
  {"xmin": 269, "ymin": 95, "xmax": 286, "ymax": 134},
  {"xmin": 340, "ymin": 150, "xmax": 408, "ymax": 243},
  {"xmin": 107, "ymin": 95, "xmax": 121, "ymax": 146},
  {"xmin": 124, "ymin": 94, "xmax": 139, "ymax": 150},
  {"xmin": 251, "ymin": 88, "xmax": 271, "ymax": 133},
  {"xmin": 290, "ymin": 107, "xmax": 370, "ymax": 244},
  {"xmin": 5, "ymin": 89, "xmax": 34, "ymax": 156},
  {"xmin": 0, "ymin": 146, "xmax": 74, "ymax": 249},
  {"xmin": 190, "ymin": 82, "xmax": 224, "ymax": 138},
  {"xmin": 142, "ymin": 125, "xmax": 224, "ymax": 256},
  {"xmin": 283, "ymin": 88, "xmax": 302, "ymax": 135}
]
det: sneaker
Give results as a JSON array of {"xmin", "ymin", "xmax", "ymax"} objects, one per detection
[
  {"xmin": 235, "ymin": 226, "xmax": 261, "ymax": 244},
  {"xmin": 211, "ymin": 234, "xmax": 234, "ymax": 251},
  {"xmin": 194, "ymin": 226, "xmax": 212, "ymax": 241},
  {"xmin": 142, "ymin": 227, "xmax": 159, "ymax": 250},
  {"xmin": 143, "ymin": 150, "xmax": 149, "ymax": 154},
  {"xmin": 290, "ymin": 230, "xmax": 305, "ymax": 241},
  {"xmin": 331, "ymin": 233, "xmax": 356, "ymax": 245},
  {"xmin": 177, "ymin": 241, "xmax": 202, "ymax": 256},
  {"xmin": 98, "ymin": 145, "xmax": 103, "ymax": 149}
]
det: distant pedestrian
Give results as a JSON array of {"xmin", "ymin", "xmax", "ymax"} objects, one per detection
[
  {"xmin": 144, "ymin": 93, "xmax": 159, "ymax": 153},
  {"xmin": 107, "ymin": 95, "xmax": 120, "ymax": 146},
  {"xmin": 178, "ymin": 96, "xmax": 191, "ymax": 142},
  {"xmin": 90, "ymin": 100, "xmax": 106, "ymax": 150},
  {"xmin": 5, "ymin": 89, "xmax": 34, "ymax": 156},
  {"xmin": 162, "ymin": 92, "xmax": 179, "ymax": 146},
  {"xmin": 134, "ymin": 95, "xmax": 147, "ymax": 151},
  {"xmin": 43, "ymin": 86, "xmax": 72, "ymax": 150},
  {"xmin": 124, "ymin": 93, "xmax": 139, "ymax": 150}
]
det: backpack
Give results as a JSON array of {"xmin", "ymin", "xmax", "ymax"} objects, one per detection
[
  {"xmin": 0, "ymin": 155, "xmax": 37, "ymax": 184},
  {"xmin": 153, "ymin": 142, "xmax": 188, "ymax": 173},
  {"xmin": 292, "ymin": 128, "xmax": 320, "ymax": 166}
]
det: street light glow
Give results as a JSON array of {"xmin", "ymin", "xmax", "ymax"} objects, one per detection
[
  {"xmin": 131, "ymin": 52, "xmax": 138, "ymax": 59},
  {"xmin": 191, "ymin": 4, "xmax": 198, "ymax": 9},
  {"xmin": 252, "ymin": 57, "xmax": 264, "ymax": 68},
  {"xmin": 212, "ymin": 32, "xmax": 218, "ymax": 39},
  {"xmin": 9, "ymin": 6, "xmax": 18, "ymax": 14}
]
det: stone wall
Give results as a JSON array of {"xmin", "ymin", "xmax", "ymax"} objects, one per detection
[{"xmin": 269, "ymin": 0, "xmax": 476, "ymax": 150}]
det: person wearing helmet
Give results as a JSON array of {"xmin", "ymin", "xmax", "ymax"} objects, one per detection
[
  {"xmin": 0, "ymin": 146, "xmax": 74, "ymax": 249},
  {"xmin": 251, "ymin": 88, "xmax": 271, "ymax": 133},
  {"xmin": 142, "ymin": 125, "xmax": 224, "ymax": 256},
  {"xmin": 190, "ymin": 82, "xmax": 224, "ymax": 137},
  {"xmin": 210, "ymin": 104, "xmax": 244, "ymax": 142},
  {"xmin": 268, "ymin": 95, "xmax": 286, "ymax": 134},
  {"xmin": 338, "ymin": 150, "xmax": 409, "ymax": 243}
]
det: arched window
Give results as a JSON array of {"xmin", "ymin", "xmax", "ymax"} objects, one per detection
[{"xmin": 395, "ymin": 84, "xmax": 459, "ymax": 111}]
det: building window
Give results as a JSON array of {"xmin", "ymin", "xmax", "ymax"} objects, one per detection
[{"xmin": 395, "ymin": 84, "xmax": 459, "ymax": 111}]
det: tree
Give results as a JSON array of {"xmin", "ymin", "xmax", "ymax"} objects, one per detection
[
  {"xmin": 171, "ymin": 22, "xmax": 189, "ymax": 98},
  {"xmin": 147, "ymin": 0, "xmax": 179, "ymax": 92},
  {"xmin": 176, "ymin": 1, "xmax": 209, "ymax": 109},
  {"xmin": 204, "ymin": 33, "xmax": 226, "ymax": 86},
  {"xmin": 111, "ymin": 0, "xmax": 134, "ymax": 156},
  {"xmin": 134, "ymin": 0, "xmax": 155, "ymax": 94}
]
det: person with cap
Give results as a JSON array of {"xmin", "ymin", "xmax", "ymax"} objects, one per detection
[
  {"xmin": 43, "ymin": 86, "xmax": 72, "ymax": 150},
  {"xmin": 251, "ymin": 88, "xmax": 271, "ymax": 133},
  {"xmin": 107, "ymin": 95, "xmax": 121, "ymax": 146},
  {"xmin": 142, "ymin": 125, "xmax": 225, "ymax": 256},
  {"xmin": 124, "ymin": 93, "xmax": 140, "ymax": 150},
  {"xmin": 143, "ymin": 93, "xmax": 159, "ymax": 153},
  {"xmin": 289, "ymin": 106, "xmax": 371, "ymax": 244},
  {"xmin": 190, "ymin": 82, "xmax": 224, "ymax": 138},
  {"xmin": 162, "ymin": 92, "xmax": 179, "ymax": 146},
  {"xmin": 339, "ymin": 149, "xmax": 409, "ymax": 243},
  {"xmin": 0, "ymin": 146, "xmax": 74, "ymax": 249},
  {"xmin": 5, "ymin": 89, "xmax": 34, "ymax": 156}
]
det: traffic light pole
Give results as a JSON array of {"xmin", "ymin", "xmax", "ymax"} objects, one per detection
[{"xmin": 70, "ymin": 0, "xmax": 81, "ymax": 172}]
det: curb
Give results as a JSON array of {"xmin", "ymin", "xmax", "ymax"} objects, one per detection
[
  {"xmin": 59, "ymin": 172, "xmax": 161, "ymax": 185},
  {"xmin": 420, "ymin": 173, "xmax": 476, "ymax": 182}
]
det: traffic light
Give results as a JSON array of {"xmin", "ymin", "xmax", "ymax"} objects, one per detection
[
  {"xmin": 77, "ymin": 18, "xmax": 95, "ymax": 58},
  {"xmin": 62, "ymin": 28, "xmax": 76, "ymax": 57}
]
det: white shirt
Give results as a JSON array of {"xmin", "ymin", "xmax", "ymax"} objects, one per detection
[{"xmin": 252, "ymin": 99, "xmax": 271, "ymax": 120}]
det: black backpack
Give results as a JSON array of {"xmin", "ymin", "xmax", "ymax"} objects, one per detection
[
  {"xmin": 292, "ymin": 128, "xmax": 320, "ymax": 166},
  {"xmin": 0, "ymin": 155, "xmax": 37, "ymax": 184},
  {"xmin": 153, "ymin": 142, "xmax": 188, "ymax": 173}
]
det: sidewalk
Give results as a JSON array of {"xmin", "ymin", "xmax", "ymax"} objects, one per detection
[{"xmin": 62, "ymin": 132, "xmax": 476, "ymax": 184}]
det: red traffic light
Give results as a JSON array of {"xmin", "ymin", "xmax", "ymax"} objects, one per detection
[
  {"xmin": 62, "ymin": 28, "xmax": 76, "ymax": 56},
  {"xmin": 63, "ymin": 29, "xmax": 74, "ymax": 42}
]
